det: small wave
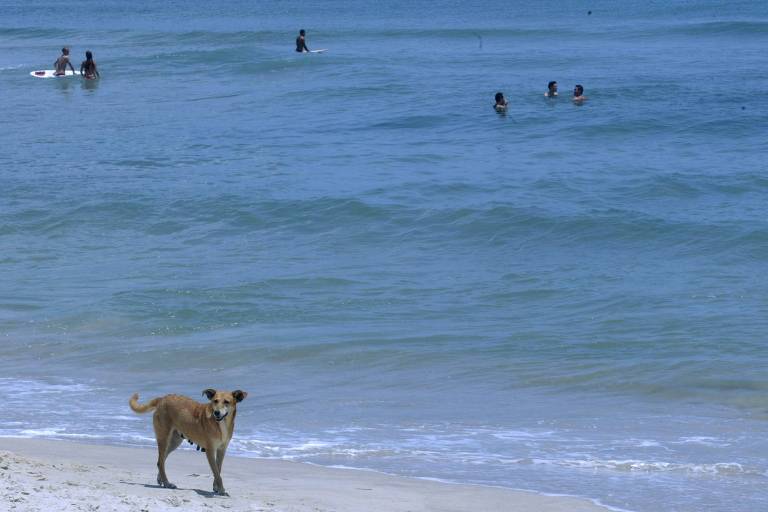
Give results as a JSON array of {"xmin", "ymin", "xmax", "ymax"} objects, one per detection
[
  {"xmin": 673, "ymin": 20, "xmax": 768, "ymax": 37},
  {"xmin": 0, "ymin": 27, "xmax": 81, "ymax": 39},
  {"xmin": 674, "ymin": 436, "xmax": 730, "ymax": 447},
  {"xmin": 18, "ymin": 428, "xmax": 64, "ymax": 437},
  {"xmin": 372, "ymin": 27, "xmax": 585, "ymax": 40},
  {"xmin": 111, "ymin": 415, "xmax": 143, "ymax": 422},
  {"xmin": 610, "ymin": 438, "xmax": 666, "ymax": 449},
  {"xmin": 117, "ymin": 29, "xmax": 282, "ymax": 46},
  {"xmin": 610, "ymin": 20, "xmax": 768, "ymax": 40},
  {"xmin": 369, "ymin": 114, "xmax": 453, "ymax": 130},
  {"xmin": 0, "ymin": 378, "xmax": 97, "ymax": 395},
  {"xmin": 491, "ymin": 430, "xmax": 558, "ymax": 440},
  {"xmin": 529, "ymin": 457, "xmax": 766, "ymax": 477},
  {"xmin": 228, "ymin": 432, "xmax": 413, "ymax": 460},
  {"xmin": 10, "ymin": 192, "xmax": 752, "ymax": 252}
]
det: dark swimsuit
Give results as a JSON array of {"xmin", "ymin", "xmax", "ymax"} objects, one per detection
[{"xmin": 81, "ymin": 60, "xmax": 96, "ymax": 78}]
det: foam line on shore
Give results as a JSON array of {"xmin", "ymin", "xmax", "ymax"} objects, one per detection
[{"xmin": 0, "ymin": 437, "xmax": 610, "ymax": 512}]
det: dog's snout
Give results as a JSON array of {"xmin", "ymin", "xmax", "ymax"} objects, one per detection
[{"xmin": 212, "ymin": 408, "xmax": 228, "ymax": 422}]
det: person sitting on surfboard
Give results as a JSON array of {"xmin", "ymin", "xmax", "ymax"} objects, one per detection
[
  {"xmin": 545, "ymin": 81, "xmax": 558, "ymax": 97},
  {"xmin": 295, "ymin": 29, "xmax": 310, "ymax": 53},
  {"xmin": 54, "ymin": 47, "xmax": 75, "ymax": 76},
  {"xmin": 572, "ymin": 84, "xmax": 587, "ymax": 103},
  {"xmin": 80, "ymin": 51, "xmax": 100, "ymax": 79},
  {"xmin": 494, "ymin": 92, "xmax": 508, "ymax": 112}
]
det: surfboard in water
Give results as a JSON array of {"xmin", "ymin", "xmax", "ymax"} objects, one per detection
[
  {"xmin": 30, "ymin": 69, "xmax": 82, "ymax": 78},
  {"xmin": 309, "ymin": 49, "xmax": 327, "ymax": 53}
]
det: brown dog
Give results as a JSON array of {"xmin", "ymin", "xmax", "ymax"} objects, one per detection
[{"xmin": 129, "ymin": 389, "xmax": 247, "ymax": 495}]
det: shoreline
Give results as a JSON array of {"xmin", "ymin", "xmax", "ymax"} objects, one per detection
[{"xmin": 0, "ymin": 437, "xmax": 611, "ymax": 511}]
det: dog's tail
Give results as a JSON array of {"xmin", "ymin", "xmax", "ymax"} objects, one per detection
[{"xmin": 129, "ymin": 393, "xmax": 160, "ymax": 414}]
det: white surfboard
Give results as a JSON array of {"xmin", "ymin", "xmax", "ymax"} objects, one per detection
[
  {"xmin": 309, "ymin": 49, "xmax": 327, "ymax": 54},
  {"xmin": 30, "ymin": 69, "xmax": 82, "ymax": 78}
]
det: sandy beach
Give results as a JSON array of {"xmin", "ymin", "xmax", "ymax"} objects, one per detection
[{"xmin": 0, "ymin": 438, "xmax": 609, "ymax": 512}]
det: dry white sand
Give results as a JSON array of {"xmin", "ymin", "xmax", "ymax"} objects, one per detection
[{"xmin": 0, "ymin": 438, "xmax": 609, "ymax": 512}]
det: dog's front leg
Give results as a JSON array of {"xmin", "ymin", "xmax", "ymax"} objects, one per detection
[
  {"xmin": 205, "ymin": 447, "xmax": 227, "ymax": 496},
  {"xmin": 216, "ymin": 445, "xmax": 227, "ymax": 475}
]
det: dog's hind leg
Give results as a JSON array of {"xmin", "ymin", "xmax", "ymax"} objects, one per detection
[
  {"xmin": 153, "ymin": 416, "xmax": 177, "ymax": 489},
  {"xmin": 167, "ymin": 431, "xmax": 183, "ymax": 456}
]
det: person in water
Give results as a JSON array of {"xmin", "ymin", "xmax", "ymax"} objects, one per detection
[
  {"xmin": 572, "ymin": 84, "xmax": 587, "ymax": 102},
  {"xmin": 80, "ymin": 50, "xmax": 100, "ymax": 79},
  {"xmin": 54, "ymin": 47, "xmax": 75, "ymax": 76},
  {"xmin": 295, "ymin": 29, "xmax": 310, "ymax": 53},
  {"xmin": 494, "ymin": 92, "xmax": 508, "ymax": 112},
  {"xmin": 545, "ymin": 81, "xmax": 558, "ymax": 97}
]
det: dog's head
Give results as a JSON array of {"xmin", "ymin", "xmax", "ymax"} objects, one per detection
[{"xmin": 202, "ymin": 389, "xmax": 247, "ymax": 422}]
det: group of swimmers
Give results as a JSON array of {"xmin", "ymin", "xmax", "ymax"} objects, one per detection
[
  {"xmin": 53, "ymin": 47, "xmax": 99, "ymax": 79},
  {"xmin": 50, "ymin": 36, "xmax": 587, "ymax": 109},
  {"xmin": 494, "ymin": 81, "xmax": 587, "ymax": 112}
]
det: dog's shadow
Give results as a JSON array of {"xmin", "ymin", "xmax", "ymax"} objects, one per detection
[
  {"xmin": 192, "ymin": 489, "xmax": 223, "ymax": 498},
  {"xmin": 119, "ymin": 480, "xmax": 223, "ymax": 498}
]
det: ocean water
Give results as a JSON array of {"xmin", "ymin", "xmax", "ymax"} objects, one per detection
[{"xmin": 1, "ymin": 1, "xmax": 767, "ymax": 511}]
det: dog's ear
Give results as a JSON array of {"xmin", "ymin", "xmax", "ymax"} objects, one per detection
[
  {"xmin": 232, "ymin": 390, "xmax": 248, "ymax": 403},
  {"xmin": 202, "ymin": 388, "xmax": 216, "ymax": 400}
]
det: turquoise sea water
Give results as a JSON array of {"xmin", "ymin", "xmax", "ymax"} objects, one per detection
[{"xmin": 1, "ymin": 1, "xmax": 767, "ymax": 511}]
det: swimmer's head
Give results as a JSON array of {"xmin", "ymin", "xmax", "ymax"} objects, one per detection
[
  {"xmin": 548, "ymin": 81, "xmax": 557, "ymax": 92},
  {"xmin": 85, "ymin": 50, "xmax": 93, "ymax": 60},
  {"xmin": 495, "ymin": 92, "xmax": 505, "ymax": 104},
  {"xmin": 62, "ymin": 47, "xmax": 69, "ymax": 55},
  {"xmin": 574, "ymin": 84, "xmax": 584, "ymax": 96},
  {"xmin": 299, "ymin": 29, "xmax": 306, "ymax": 36}
]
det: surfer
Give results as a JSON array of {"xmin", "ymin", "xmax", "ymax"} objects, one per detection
[
  {"xmin": 80, "ymin": 51, "xmax": 99, "ymax": 79},
  {"xmin": 494, "ymin": 92, "xmax": 508, "ymax": 112},
  {"xmin": 295, "ymin": 29, "xmax": 310, "ymax": 53},
  {"xmin": 572, "ymin": 84, "xmax": 587, "ymax": 102},
  {"xmin": 54, "ymin": 47, "xmax": 75, "ymax": 76},
  {"xmin": 545, "ymin": 81, "xmax": 558, "ymax": 97}
]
